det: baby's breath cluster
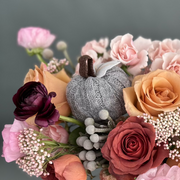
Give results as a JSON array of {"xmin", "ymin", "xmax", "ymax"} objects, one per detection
[
  {"xmin": 47, "ymin": 58, "xmax": 69, "ymax": 73},
  {"xmin": 141, "ymin": 107, "xmax": 180, "ymax": 162},
  {"xmin": 15, "ymin": 127, "xmax": 77, "ymax": 177},
  {"xmin": 16, "ymin": 128, "xmax": 52, "ymax": 177}
]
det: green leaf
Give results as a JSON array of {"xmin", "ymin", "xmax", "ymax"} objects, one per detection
[{"xmin": 69, "ymin": 127, "xmax": 85, "ymax": 145}]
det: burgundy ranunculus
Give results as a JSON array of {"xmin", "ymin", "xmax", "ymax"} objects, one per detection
[
  {"xmin": 101, "ymin": 116, "xmax": 169, "ymax": 179},
  {"xmin": 13, "ymin": 81, "xmax": 59, "ymax": 127}
]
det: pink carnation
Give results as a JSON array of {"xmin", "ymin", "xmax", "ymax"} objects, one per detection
[
  {"xmin": 136, "ymin": 164, "xmax": 180, "ymax": 180},
  {"xmin": 151, "ymin": 52, "xmax": 180, "ymax": 75},
  {"xmin": 41, "ymin": 125, "xmax": 69, "ymax": 143},
  {"xmin": 2, "ymin": 119, "xmax": 37, "ymax": 162},
  {"xmin": 17, "ymin": 27, "xmax": 56, "ymax": 49},
  {"xmin": 81, "ymin": 38, "xmax": 109, "ymax": 55},
  {"xmin": 110, "ymin": 34, "xmax": 151, "ymax": 75},
  {"xmin": 148, "ymin": 38, "xmax": 180, "ymax": 61}
]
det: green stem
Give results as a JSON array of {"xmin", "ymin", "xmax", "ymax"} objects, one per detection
[
  {"xmin": 36, "ymin": 53, "xmax": 47, "ymax": 65},
  {"xmin": 60, "ymin": 115, "xmax": 85, "ymax": 128},
  {"xmin": 63, "ymin": 50, "xmax": 75, "ymax": 70},
  {"xmin": 121, "ymin": 65, "xmax": 131, "ymax": 76}
]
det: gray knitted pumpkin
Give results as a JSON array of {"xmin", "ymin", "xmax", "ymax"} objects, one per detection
[{"xmin": 66, "ymin": 55, "xmax": 131, "ymax": 122}]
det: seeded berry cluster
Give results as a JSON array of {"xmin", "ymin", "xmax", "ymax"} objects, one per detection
[
  {"xmin": 140, "ymin": 107, "xmax": 180, "ymax": 162},
  {"xmin": 77, "ymin": 109, "xmax": 116, "ymax": 172}
]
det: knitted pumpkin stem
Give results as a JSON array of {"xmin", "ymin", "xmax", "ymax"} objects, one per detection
[{"xmin": 79, "ymin": 55, "xmax": 96, "ymax": 78}]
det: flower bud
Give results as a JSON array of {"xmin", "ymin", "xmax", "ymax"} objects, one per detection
[
  {"xmin": 56, "ymin": 41, "xmax": 67, "ymax": 51},
  {"xmin": 42, "ymin": 48, "xmax": 54, "ymax": 60}
]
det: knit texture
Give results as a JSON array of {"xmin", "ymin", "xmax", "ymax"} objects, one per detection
[{"xmin": 66, "ymin": 66, "xmax": 131, "ymax": 122}]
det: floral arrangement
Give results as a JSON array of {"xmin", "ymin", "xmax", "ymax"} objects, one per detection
[{"xmin": 2, "ymin": 27, "xmax": 180, "ymax": 180}]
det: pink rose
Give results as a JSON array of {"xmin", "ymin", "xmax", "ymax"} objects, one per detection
[
  {"xmin": 41, "ymin": 125, "xmax": 69, "ymax": 143},
  {"xmin": 136, "ymin": 164, "xmax": 180, "ymax": 180},
  {"xmin": 81, "ymin": 38, "xmax": 109, "ymax": 55},
  {"xmin": 2, "ymin": 119, "xmax": 37, "ymax": 162},
  {"xmin": 110, "ymin": 34, "xmax": 151, "ymax": 75},
  {"xmin": 149, "ymin": 38, "xmax": 180, "ymax": 61},
  {"xmin": 17, "ymin": 27, "xmax": 56, "ymax": 49},
  {"xmin": 151, "ymin": 52, "xmax": 180, "ymax": 75}
]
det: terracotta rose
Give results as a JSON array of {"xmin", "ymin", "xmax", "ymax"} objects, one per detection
[
  {"xmin": 101, "ymin": 117, "xmax": 169, "ymax": 179},
  {"xmin": 53, "ymin": 154, "xmax": 87, "ymax": 180}
]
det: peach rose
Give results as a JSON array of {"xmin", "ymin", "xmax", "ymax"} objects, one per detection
[
  {"xmin": 123, "ymin": 69, "xmax": 180, "ymax": 118},
  {"xmin": 110, "ymin": 34, "xmax": 151, "ymax": 76},
  {"xmin": 24, "ymin": 63, "xmax": 71, "ymax": 125},
  {"xmin": 148, "ymin": 38, "xmax": 180, "ymax": 61},
  {"xmin": 53, "ymin": 154, "xmax": 87, "ymax": 180},
  {"xmin": 151, "ymin": 52, "xmax": 180, "ymax": 75}
]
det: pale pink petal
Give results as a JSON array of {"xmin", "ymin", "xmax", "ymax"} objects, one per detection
[
  {"xmin": 10, "ymin": 119, "xmax": 28, "ymax": 132},
  {"xmin": 110, "ymin": 36, "xmax": 122, "ymax": 48},
  {"xmin": 2, "ymin": 125, "xmax": 11, "ymax": 144},
  {"xmin": 172, "ymin": 39, "xmax": 180, "ymax": 50},
  {"xmin": 136, "ymin": 167, "xmax": 158, "ymax": 180},
  {"xmin": 121, "ymin": 33, "xmax": 134, "ymax": 46},
  {"xmin": 150, "ymin": 58, "xmax": 164, "ymax": 71},
  {"xmin": 3, "ymin": 143, "xmax": 23, "ymax": 162},
  {"xmin": 85, "ymin": 50, "xmax": 98, "ymax": 62},
  {"xmin": 162, "ymin": 53, "xmax": 177, "ymax": 69},
  {"xmin": 128, "ymin": 50, "xmax": 148, "ymax": 75},
  {"xmin": 134, "ymin": 36, "xmax": 152, "ymax": 52},
  {"xmin": 156, "ymin": 164, "xmax": 170, "ymax": 176}
]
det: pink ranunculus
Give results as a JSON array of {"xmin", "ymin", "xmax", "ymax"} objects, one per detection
[
  {"xmin": 2, "ymin": 119, "xmax": 37, "ymax": 162},
  {"xmin": 41, "ymin": 125, "xmax": 69, "ymax": 143},
  {"xmin": 110, "ymin": 34, "xmax": 151, "ymax": 76},
  {"xmin": 151, "ymin": 52, "xmax": 180, "ymax": 75},
  {"xmin": 136, "ymin": 164, "xmax": 180, "ymax": 180},
  {"xmin": 17, "ymin": 27, "xmax": 56, "ymax": 49},
  {"xmin": 148, "ymin": 38, "xmax": 180, "ymax": 61},
  {"xmin": 81, "ymin": 38, "xmax": 109, "ymax": 55}
]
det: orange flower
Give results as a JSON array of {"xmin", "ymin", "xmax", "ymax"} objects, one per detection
[
  {"xmin": 123, "ymin": 69, "xmax": 180, "ymax": 118},
  {"xmin": 53, "ymin": 154, "xmax": 87, "ymax": 180},
  {"xmin": 24, "ymin": 63, "xmax": 71, "ymax": 125}
]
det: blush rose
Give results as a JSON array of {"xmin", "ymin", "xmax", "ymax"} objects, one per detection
[
  {"xmin": 81, "ymin": 38, "xmax": 109, "ymax": 55},
  {"xmin": 101, "ymin": 116, "xmax": 169, "ymax": 178},
  {"xmin": 151, "ymin": 52, "xmax": 180, "ymax": 75},
  {"xmin": 148, "ymin": 38, "xmax": 180, "ymax": 61},
  {"xmin": 123, "ymin": 69, "xmax": 180, "ymax": 118},
  {"xmin": 110, "ymin": 34, "xmax": 151, "ymax": 75},
  {"xmin": 136, "ymin": 164, "xmax": 180, "ymax": 180}
]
